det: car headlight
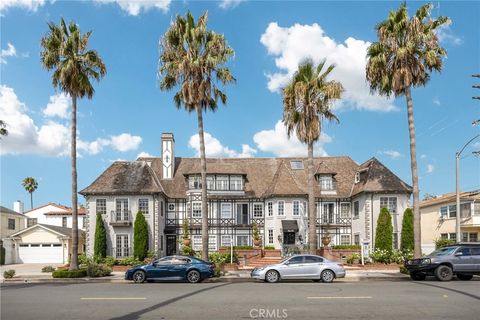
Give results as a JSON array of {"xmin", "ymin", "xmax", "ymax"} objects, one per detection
[
  {"xmin": 255, "ymin": 267, "xmax": 265, "ymax": 271},
  {"xmin": 420, "ymin": 258, "xmax": 431, "ymax": 265}
]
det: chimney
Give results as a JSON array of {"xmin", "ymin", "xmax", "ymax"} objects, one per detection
[
  {"xmin": 13, "ymin": 200, "xmax": 24, "ymax": 214},
  {"xmin": 161, "ymin": 133, "xmax": 175, "ymax": 179}
]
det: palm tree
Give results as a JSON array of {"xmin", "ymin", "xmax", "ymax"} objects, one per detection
[
  {"xmin": 158, "ymin": 11, "xmax": 235, "ymax": 260},
  {"xmin": 366, "ymin": 3, "xmax": 448, "ymax": 258},
  {"xmin": 0, "ymin": 120, "xmax": 7, "ymax": 137},
  {"xmin": 22, "ymin": 177, "xmax": 38, "ymax": 209},
  {"xmin": 41, "ymin": 18, "xmax": 106, "ymax": 270},
  {"xmin": 282, "ymin": 59, "xmax": 343, "ymax": 254}
]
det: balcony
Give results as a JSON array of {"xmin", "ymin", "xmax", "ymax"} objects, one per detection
[
  {"xmin": 315, "ymin": 216, "xmax": 351, "ymax": 226},
  {"xmin": 165, "ymin": 217, "xmax": 265, "ymax": 227},
  {"xmin": 110, "ymin": 210, "xmax": 132, "ymax": 227}
]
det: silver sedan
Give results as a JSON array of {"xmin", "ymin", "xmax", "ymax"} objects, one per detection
[{"xmin": 250, "ymin": 254, "xmax": 346, "ymax": 283}]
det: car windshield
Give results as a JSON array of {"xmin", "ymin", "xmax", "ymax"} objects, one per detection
[{"xmin": 428, "ymin": 247, "xmax": 457, "ymax": 256}]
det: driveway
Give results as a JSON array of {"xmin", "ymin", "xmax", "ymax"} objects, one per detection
[{"xmin": 1, "ymin": 263, "xmax": 63, "ymax": 279}]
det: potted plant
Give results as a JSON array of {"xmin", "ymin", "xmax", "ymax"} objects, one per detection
[
  {"xmin": 252, "ymin": 222, "xmax": 262, "ymax": 247},
  {"xmin": 182, "ymin": 218, "xmax": 191, "ymax": 246}
]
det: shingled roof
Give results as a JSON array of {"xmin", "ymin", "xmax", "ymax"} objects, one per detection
[
  {"xmin": 80, "ymin": 156, "xmax": 411, "ymax": 199},
  {"xmin": 351, "ymin": 157, "xmax": 412, "ymax": 196}
]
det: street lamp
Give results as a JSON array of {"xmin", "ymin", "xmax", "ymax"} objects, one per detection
[{"xmin": 455, "ymin": 133, "xmax": 480, "ymax": 242}]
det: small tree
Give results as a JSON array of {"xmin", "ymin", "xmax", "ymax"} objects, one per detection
[
  {"xmin": 133, "ymin": 211, "xmax": 149, "ymax": 261},
  {"xmin": 400, "ymin": 208, "xmax": 414, "ymax": 252},
  {"xmin": 93, "ymin": 213, "xmax": 107, "ymax": 260},
  {"xmin": 375, "ymin": 207, "xmax": 393, "ymax": 251}
]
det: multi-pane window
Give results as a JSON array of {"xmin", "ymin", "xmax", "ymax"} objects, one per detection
[
  {"xmin": 62, "ymin": 217, "xmax": 67, "ymax": 227},
  {"xmin": 209, "ymin": 235, "xmax": 217, "ymax": 251},
  {"xmin": 253, "ymin": 203, "xmax": 263, "ymax": 218},
  {"xmin": 354, "ymin": 234, "xmax": 360, "ymax": 245},
  {"xmin": 440, "ymin": 205, "xmax": 458, "ymax": 219},
  {"xmin": 7, "ymin": 218, "xmax": 15, "ymax": 230},
  {"xmin": 353, "ymin": 201, "xmax": 359, "ymax": 219},
  {"xmin": 138, "ymin": 199, "xmax": 149, "ymax": 215},
  {"xmin": 380, "ymin": 197, "xmax": 397, "ymax": 214},
  {"xmin": 236, "ymin": 235, "xmax": 249, "ymax": 246},
  {"xmin": 278, "ymin": 201, "xmax": 285, "ymax": 216},
  {"xmin": 216, "ymin": 176, "xmax": 229, "ymax": 190},
  {"xmin": 221, "ymin": 235, "xmax": 232, "ymax": 247},
  {"xmin": 96, "ymin": 199, "xmax": 106, "ymax": 214},
  {"xmin": 268, "ymin": 229, "xmax": 274, "ymax": 244},
  {"xmin": 449, "ymin": 233, "xmax": 456, "ymax": 241},
  {"xmin": 462, "ymin": 232, "xmax": 469, "ymax": 242},
  {"xmin": 188, "ymin": 175, "xmax": 202, "ymax": 189},
  {"xmin": 293, "ymin": 201, "xmax": 300, "ymax": 216},
  {"xmin": 440, "ymin": 206, "xmax": 449, "ymax": 219},
  {"xmin": 207, "ymin": 176, "xmax": 215, "ymax": 190},
  {"xmin": 27, "ymin": 218, "xmax": 37, "ymax": 227},
  {"xmin": 340, "ymin": 235, "xmax": 350, "ymax": 245},
  {"xmin": 115, "ymin": 199, "xmax": 129, "ymax": 221},
  {"xmin": 230, "ymin": 176, "xmax": 243, "ymax": 191},
  {"xmin": 318, "ymin": 175, "xmax": 335, "ymax": 190},
  {"xmin": 440, "ymin": 233, "xmax": 448, "ymax": 240},
  {"xmin": 340, "ymin": 203, "xmax": 351, "ymax": 218},
  {"xmin": 192, "ymin": 202, "xmax": 202, "ymax": 218},
  {"xmin": 115, "ymin": 234, "xmax": 129, "ymax": 258},
  {"xmin": 469, "ymin": 233, "xmax": 478, "ymax": 242},
  {"xmin": 267, "ymin": 202, "xmax": 273, "ymax": 217},
  {"xmin": 192, "ymin": 235, "xmax": 202, "ymax": 251},
  {"xmin": 221, "ymin": 203, "xmax": 232, "ymax": 219},
  {"xmin": 460, "ymin": 203, "xmax": 471, "ymax": 218}
]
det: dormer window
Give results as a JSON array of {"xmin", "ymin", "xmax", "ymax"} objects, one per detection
[
  {"xmin": 188, "ymin": 174, "xmax": 244, "ymax": 191},
  {"xmin": 290, "ymin": 160, "xmax": 304, "ymax": 170},
  {"xmin": 188, "ymin": 175, "xmax": 202, "ymax": 189},
  {"xmin": 318, "ymin": 175, "xmax": 335, "ymax": 190},
  {"xmin": 230, "ymin": 175, "xmax": 243, "ymax": 191},
  {"xmin": 355, "ymin": 172, "xmax": 360, "ymax": 184}
]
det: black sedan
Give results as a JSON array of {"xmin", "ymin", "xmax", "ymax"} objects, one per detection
[{"xmin": 125, "ymin": 255, "xmax": 215, "ymax": 283}]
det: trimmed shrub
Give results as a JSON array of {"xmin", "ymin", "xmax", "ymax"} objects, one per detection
[
  {"xmin": 41, "ymin": 266, "xmax": 55, "ymax": 273},
  {"xmin": 399, "ymin": 265, "xmax": 409, "ymax": 274},
  {"xmin": 3, "ymin": 269, "xmax": 15, "ymax": 279},
  {"xmin": 332, "ymin": 245, "xmax": 361, "ymax": 250},
  {"xmin": 375, "ymin": 207, "xmax": 393, "ymax": 251},
  {"xmin": 133, "ymin": 211, "xmax": 149, "ymax": 261},
  {"xmin": 115, "ymin": 257, "xmax": 142, "ymax": 266},
  {"xmin": 94, "ymin": 213, "xmax": 107, "ymax": 260},
  {"xmin": 78, "ymin": 253, "xmax": 92, "ymax": 266},
  {"xmin": 104, "ymin": 256, "xmax": 116, "ymax": 267},
  {"xmin": 52, "ymin": 269, "xmax": 87, "ymax": 278},
  {"xmin": 208, "ymin": 252, "xmax": 239, "ymax": 264},
  {"xmin": 435, "ymin": 238, "xmax": 456, "ymax": 249},
  {"xmin": 87, "ymin": 263, "xmax": 112, "ymax": 277},
  {"xmin": 346, "ymin": 253, "xmax": 361, "ymax": 264},
  {"xmin": 263, "ymin": 246, "xmax": 275, "ymax": 250},
  {"xmin": 400, "ymin": 208, "xmax": 414, "ymax": 252}
]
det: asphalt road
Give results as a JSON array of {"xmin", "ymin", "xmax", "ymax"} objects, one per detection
[{"xmin": 2, "ymin": 279, "xmax": 480, "ymax": 320}]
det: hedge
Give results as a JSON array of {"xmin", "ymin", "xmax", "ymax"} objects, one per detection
[
  {"xmin": 94, "ymin": 213, "xmax": 107, "ymax": 260},
  {"xmin": 375, "ymin": 207, "xmax": 393, "ymax": 251},
  {"xmin": 400, "ymin": 208, "xmax": 414, "ymax": 252},
  {"xmin": 133, "ymin": 211, "xmax": 149, "ymax": 261},
  {"xmin": 52, "ymin": 269, "xmax": 87, "ymax": 278},
  {"xmin": 332, "ymin": 245, "xmax": 361, "ymax": 250}
]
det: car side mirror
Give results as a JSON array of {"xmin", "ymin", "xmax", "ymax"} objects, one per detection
[{"xmin": 454, "ymin": 252, "xmax": 463, "ymax": 256}]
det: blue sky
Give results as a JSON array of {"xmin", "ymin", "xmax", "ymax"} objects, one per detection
[{"xmin": 1, "ymin": 0, "xmax": 479, "ymax": 210}]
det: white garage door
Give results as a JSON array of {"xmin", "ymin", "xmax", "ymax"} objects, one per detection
[{"xmin": 18, "ymin": 243, "xmax": 63, "ymax": 263}]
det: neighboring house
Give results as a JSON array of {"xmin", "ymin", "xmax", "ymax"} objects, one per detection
[
  {"xmin": 1, "ymin": 206, "xmax": 26, "ymax": 239},
  {"xmin": 420, "ymin": 190, "xmax": 480, "ymax": 253},
  {"xmin": 80, "ymin": 133, "xmax": 412, "ymax": 259},
  {"xmin": 24, "ymin": 203, "xmax": 87, "ymax": 230},
  {"xmin": 5, "ymin": 224, "xmax": 85, "ymax": 264}
]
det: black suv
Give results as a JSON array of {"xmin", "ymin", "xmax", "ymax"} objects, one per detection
[{"xmin": 405, "ymin": 243, "xmax": 480, "ymax": 281}]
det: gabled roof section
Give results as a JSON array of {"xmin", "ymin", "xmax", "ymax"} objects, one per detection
[
  {"xmin": 351, "ymin": 157, "xmax": 412, "ymax": 196},
  {"xmin": 0, "ymin": 206, "xmax": 25, "ymax": 217},
  {"xmin": 80, "ymin": 161, "xmax": 162, "ymax": 195},
  {"xmin": 9, "ymin": 223, "xmax": 85, "ymax": 239},
  {"xmin": 24, "ymin": 203, "xmax": 70, "ymax": 214},
  {"xmin": 263, "ymin": 160, "xmax": 306, "ymax": 198}
]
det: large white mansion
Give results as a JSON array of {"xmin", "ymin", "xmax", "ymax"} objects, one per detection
[{"xmin": 80, "ymin": 133, "xmax": 412, "ymax": 259}]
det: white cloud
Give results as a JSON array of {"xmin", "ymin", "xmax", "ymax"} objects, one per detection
[
  {"xmin": 0, "ymin": 43, "xmax": 17, "ymax": 64},
  {"xmin": 260, "ymin": 22, "xmax": 397, "ymax": 112},
  {"xmin": 188, "ymin": 132, "xmax": 256, "ymax": 158},
  {"xmin": 137, "ymin": 151, "xmax": 154, "ymax": 158},
  {"xmin": 253, "ymin": 120, "xmax": 331, "ymax": 157},
  {"xmin": 219, "ymin": 0, "xmax": 244, "ymax": 10},
  {"xmin": 436, "ymin": 22, "xmax": 463, "ymax": 46},
  {"xmin": 0, "ymin": 85, "xmax": 142, "ymax": 156},
  {"xmin": 42, "ymin": 93, "xmax": 70, "ymax": 119},
  {"xmin": 95, "ymin": 0, "xmax": 170, "ymax": 16},
  {"xmin": 378, "ymin": 150, "xmax": 403, "ymax": 159},
  {"xmin": 420, "ymin": 154, "xmax": 427, "ymax": 159},
  {"xmin": 426, "ymin": 164, "xmax": 435, "ymax": 174},
  {"xmin": 110, "ymin": 133, "xmax": 142, "ymax": 152},
  {"xmin": 0, "ymin": 0, "xmax": 45, "ymax": 12},
  {"xmin": 432, "ymin": 97, "xmax": 441, "ymax": 106}
]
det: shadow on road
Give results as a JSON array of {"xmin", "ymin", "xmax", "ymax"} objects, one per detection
[
  {"xmin": 109, "ymin": 282, "xmax": 232, "ymax": 320},
  {"xmin": 412, "ymin": 281, "xmax": 480, "ymax": 300}
]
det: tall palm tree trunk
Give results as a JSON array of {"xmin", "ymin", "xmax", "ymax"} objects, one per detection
[
  {"xmin": 30, "ymin": 192, "xmax": 33, "ymax": 209},
  {"xmin": 307, "ymin": 142, "xmax": 317, "ymax": 254},
  {"xmin": 196, "ymin": 106, "xmax": 209, "ymax": 261},
  {"xmin": 70, "ymin": 95, "xmax": 79, "ymax": 270},
  {"xmin": 405, "ymin": 87, "xmax": 421, "ymax": 258}
]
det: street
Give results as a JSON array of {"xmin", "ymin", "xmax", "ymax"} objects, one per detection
[{"xmin": 1, "ymin": 279, "xmax": 479, "ymax": 319}]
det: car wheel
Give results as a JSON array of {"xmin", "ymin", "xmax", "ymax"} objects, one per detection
[
  {"xmin": 265, "ymin": 270, "xmax": 280, "ymax": 283},
  {"xmin": 321, "ymin": 270, "xmax": 335, "ymax": 283},
  {"xmin": 457, "ymin": 274, "xmax": 473, "ymax": 281},
  {"xmin": 410, "ymin": 272, "xmax": 426, "ymax": 281},
  {"xmin": 187, "ymin": 270, "xmax": 201, "ymax": 283},
  {"xmin": 434, "ymin": 265, "xmax": 453, "ymax": 281},
  {"xmin": 133, "ymin": 270, "xmax": 146, "ymax": 283}
]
